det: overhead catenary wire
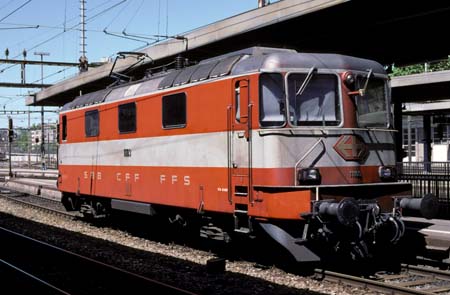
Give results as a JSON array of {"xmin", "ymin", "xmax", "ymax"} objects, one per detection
[
  {"xmin": 122, "ymin": 30, "xmax": 159, "ymax": 41},
  {"xmin": 103, "ymin": 29, "xmax": 151, "ymax": 45},
  {"xmin": 0, "ymin": 0, "xmax": 177, "ymax": 116},
  {"xmin": 0, "ymin": 25, "xmax": 38, "ymax": 30},
  {"xmin": 27, "ymin": 0, "xmax": 112, "ymax": 28},
  {"xmin": 124, "ymin": 0, "xmax": 144, "ymax": 31},
  {"xmin": 157, "ymin": 0, "xmax": 161, "ymax": 41},
  {"xmin": 0, "ymin": 0, "xmax": 16, "ymax": 12},
  {"xmin": 104, "ymin": 0, "xmax": 172, "ymax": 45},
  {"xmin": 2, "ymin": 34, "xmax": 185, "ymax": 106},
  {"xmin": 0, "ymin": 0, "xmax": 32, "ymax": 23},
  {"xmin": 0, "ymin": 21, "xmax": 157, "ymax": 36},
  {"xmin": 62, "ymin": 0, "xmax": 68, "ymax": 78},
  {"xmin": 86, "ymin": 0, "xmax": 127, "ymax": 24},
  {"xmin": 103, "ymin": 0, "xmax": 132, "ymax": 31},
  {"xmin": 0, "ymin": 0, "xmax": 170, "ymax": 60},
  {"xmin": 0, "ymin": 0, "xmax": 128, "ymax": 74},
  {"xmin": 30, "ymin": 67, "xmax": 73, "ymax": 84},
  {"xmin": 166, "ymin": 0, "xmax": 169, "ymax": 36},
  {"xmin": 0, "ymin": 0, "xmax": 111, "ymax": 51}
]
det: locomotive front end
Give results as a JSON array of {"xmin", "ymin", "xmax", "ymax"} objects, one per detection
[{"xmin": 252, "ymin": 53, "xmax": 438, "ymax": 262}]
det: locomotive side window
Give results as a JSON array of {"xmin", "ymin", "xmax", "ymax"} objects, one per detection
[
  {"xmin": 235, "ymin": 85, "xmax": 241, "ymax": 122},
  {"xmin": 162, "ymin": 93, "xmax": 186, "ymax": 129},
  {"xmin": 287, "ymin": 73, "xmax": 340, "ymax": 126},
  {"xmin": 235, "ymin": 80, "xmax": 249, "ymax": 123},
  {"xmin": 85, "ymin": 110, "xmax": 99, "ymax": 137},
  {"xmin": 259, "ymin": 73, "xmax": 285, "ymax": 127},
  {"xmin": 62, "ymin": 115, "xmax": 67, "ymax": 141},
  {"xmin": 118, "ymin": 102, "xmax": 136, "ymax": 133}
]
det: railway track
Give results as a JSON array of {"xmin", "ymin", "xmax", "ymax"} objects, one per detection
[
  {"xmin": 0, "ymin": 189, "xmax": 77, "ymax": 219},
  {"xmin": 1, "ymin": 258, "xmax": 71, "ymax": 295},
  {"xmin": 414, "ymin": 257, "xmax": 450, "ymax": 271},
  {"xmin": 4, "ymin": 182, "xmax": 450, "ymax": 294},
  {"xmin": 0, "ymin": 226, "xmax": 199, "ymax": 295},
  {"xmin": 317, "ymin": 264, "xmax": 450, "ymax": 295}
]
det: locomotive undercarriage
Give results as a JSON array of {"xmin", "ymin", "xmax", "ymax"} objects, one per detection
[
  {"xmin": 301, "ymin": 198, "xmax": 405, "ymax": 261},
  {"xmin": 62, "ymin": 191, "xmax": 438, "ymax": 266},
  {"xmin": 62, "ymin": 194, "xmax": 111, "ymax": 219},
  {"xmin": 258, "ymin": 193, "xmax": 439, "ymax": 265}
]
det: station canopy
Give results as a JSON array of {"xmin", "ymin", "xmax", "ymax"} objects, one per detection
[{"xmin": 27, "ymin": 0, "xmax": 450, "ymax": 106}]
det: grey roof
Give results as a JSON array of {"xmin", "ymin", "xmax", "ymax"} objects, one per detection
[
  {"xmin": 233, "ymin": 51, "xmax": 386, "ymax": 74},
  {"xmin": 61, "ymin": 47, "xmax": 386, "ymax": 111}
]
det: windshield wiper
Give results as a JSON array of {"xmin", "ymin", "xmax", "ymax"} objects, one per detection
[
  {"xmin": 360, "ymin": 68, "xmax": 373, "ymax": 96},
  {"xmin": 348, "ymin": 68, "xmax": 373, "ymax": 96},
  {"xmin": 295, "ymin": 66, "xmax": 316, "ymax": 97}
]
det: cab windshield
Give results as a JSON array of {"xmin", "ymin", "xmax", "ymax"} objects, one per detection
[
  {"xmin": 287, "ymin": 73, "xmax": 341, "ymax": 126},
  {"xmin": 355, "ymin": 77, "xmax": 388, "ymax": 128}
]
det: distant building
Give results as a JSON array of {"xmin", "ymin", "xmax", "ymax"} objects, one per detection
[
  {"xmin": 31, "ymin": 124, "xmax": 57, "ymax": 146},
  {"xmin": 403, "ymin": 115, "xmax": 450, "ymax": 162},
  {"xmin": 0, "ymin": 129, "xmax": 7, "ymax": 143}
]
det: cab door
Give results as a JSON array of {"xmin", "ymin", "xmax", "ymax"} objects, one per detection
[{"xmin": 228, "ymin": 78, "xmax": 253, "ymax": 232}]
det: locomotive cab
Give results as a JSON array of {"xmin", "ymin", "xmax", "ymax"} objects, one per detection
[{"xmin": 250, "ymin": 52, "xmax": 437, "ymax": 262}]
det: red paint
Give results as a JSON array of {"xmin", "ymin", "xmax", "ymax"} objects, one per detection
[{"xmin": 59, "ymin": 69, "xmax": 397, "ymax": 222}]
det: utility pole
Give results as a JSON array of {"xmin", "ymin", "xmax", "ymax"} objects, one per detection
[
  {"xmin": 79, "ymin": 0, "xmax": 88, "ymax": 72},
  {"xmin": 258, "ymin": 0, "xmax": 267, "ymax": 7},
  {"xmin": 34, "ymin": 51, "xmax": 49, "ymax": 170},
  {"xmin": 47, "ymin": 118, "xmax": 51, "ymax": 167},
  {"xmin": 28, "ymin": 106, "xmax": 31, "ymax": 168},
  {"xmin": 0, "ymin": 57, "xmax": 90, "ymax": 88},
  {"xmin": 21, "ymin": 49, "xmax": 26, "ymax": 84},
  {"xmin": 8, "ymin": 116, "xmax": 13, "ymax": 177}
]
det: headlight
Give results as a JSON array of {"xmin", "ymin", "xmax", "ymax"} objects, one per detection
[
  {"xmin": 378, "ymin": 166, "xmax": 397, "ymax": 181},
  {"xmin": 298, "ymin": 168, "xmax": 321, "ymax": 185},
  {"xmin": 343, "ymin": 71, "xmax": 355, "ymax": 88}
]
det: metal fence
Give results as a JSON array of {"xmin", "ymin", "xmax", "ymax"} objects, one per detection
[
  {"xmin": 397, "ymin": 162, "xmax": 450, "ymax": 214},
  {"xmin": 0, "ymin": 142, "xmax": 58, "ymax": 171},
  {"xmin": 0, "ymin": 125, "xmax": 58, "ymax": 171}
]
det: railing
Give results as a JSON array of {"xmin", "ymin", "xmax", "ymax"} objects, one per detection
[
  {"xmin": 391, "ymin": 58, "xmax": 450, "ymax": 77},
  {"xmin": 397, "ymin": 162, "xmax": 450, "ymax": 214},
  {"xmin": 0, "ymin": 142, "xmax": 58, "ymax": 171}
]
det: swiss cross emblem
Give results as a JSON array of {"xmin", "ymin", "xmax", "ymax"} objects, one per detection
[{"xmin": 333, "ymin": 135, "xmax": 369, "ymax": 161}]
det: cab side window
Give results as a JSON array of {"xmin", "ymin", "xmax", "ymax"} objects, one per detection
[
  {"xmin": 85, "ymin": 110, "xmax": 99, "ymax": 137},
  {"xmin": 118, "ymin": 102, "xmax": 136, "ymax": 133},
  {"xmin": 62, "ymin": 115, "xmax": 67, "ymax": 140},
  {"xmin": 162, "ymin": 93, "xmax": 186, "ymax": 129}
]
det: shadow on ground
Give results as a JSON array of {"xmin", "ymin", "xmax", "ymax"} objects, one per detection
[{"xmin": 0, "ymin": 212, "xmax": 327, "ymax": 295}]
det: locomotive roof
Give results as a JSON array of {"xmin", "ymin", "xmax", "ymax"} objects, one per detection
[{"xmin": 61, "ymin": 47, "xmax": 386, "ymax": 111}]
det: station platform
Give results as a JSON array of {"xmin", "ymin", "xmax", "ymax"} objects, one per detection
[
  {"xmin": 0, "ymin": 168, "xmax": 58, "ymax": 179},
  {"xmin": 1, "ymin": 175, "xmax": 61, "ymax": 201},
  {"xmin": 403, "ymin": 216, "xmax": 450, "ymax": 260}
]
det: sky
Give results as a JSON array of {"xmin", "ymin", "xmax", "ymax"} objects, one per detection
[{"xmin": 0, "ymin": 0, "xmax": 277, "ymax": 128}]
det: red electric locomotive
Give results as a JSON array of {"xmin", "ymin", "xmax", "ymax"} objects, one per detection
[{"xmin": 58, "ymin": 47, "xmax": 437, "ymax": 262}]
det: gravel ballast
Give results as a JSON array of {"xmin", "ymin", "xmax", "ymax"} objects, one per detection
[{"xmin": 0, "ymin": 198, "xmax": 384, "ymax": 295}]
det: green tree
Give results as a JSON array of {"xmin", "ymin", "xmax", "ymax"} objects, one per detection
[{"xmin": 391, "ymin": 57, "xmax": 450, "ymax": 77}]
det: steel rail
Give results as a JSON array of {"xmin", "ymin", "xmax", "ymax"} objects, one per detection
[
  {"xmin": 0, "ymin": 258, "xmax": 72, "ymax": 295},
  {"xmin": 414, "ymin": 257, "xmax": 450, "ymax": 270},
  {"xmin": 0, "ymin": 226, "xmax": 199, "ymax": 295},
  {"xmin": 0, "ymin": 190, "xmax": 77, "ymax": 219},
  {"xmin": 315, "ymin": 269, "xmax": 439, "ymax": 295},
  {"xmin": 403, "ymin": 264, "xmax": 450, "ymax": 281}
]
